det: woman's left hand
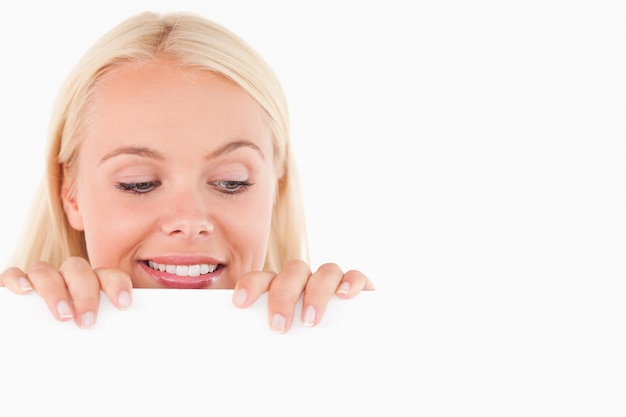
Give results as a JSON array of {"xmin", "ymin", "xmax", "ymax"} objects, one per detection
[{"xmin": 232, "ymin": 259, "xmax": 375, "ymax": 333}]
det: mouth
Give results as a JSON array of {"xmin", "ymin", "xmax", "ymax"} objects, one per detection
[{"xmin": 139, "ymin": 259, "xmax": 225, "ymax": 289}]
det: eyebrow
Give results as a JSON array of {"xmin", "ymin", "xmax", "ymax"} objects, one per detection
[
  {"xmin": 99, "ymin": 146, "xmax": 165, "ymax": 165},
  {"xmin": 98, "ymin": 140, "xmax": 264, "ymax": 165},
  {"xmin": 206, "ymin": 140, "xmax": 265, "ymax": 161}
]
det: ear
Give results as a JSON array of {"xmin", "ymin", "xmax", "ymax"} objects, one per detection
[{"xmin": 61, "ymin": 175, "xmax": 85, "ymax": 231}]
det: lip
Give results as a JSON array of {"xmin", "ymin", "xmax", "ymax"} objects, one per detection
[{"xmin": 138, "ymin": 255, "xmax": 225, "ymax": 289}]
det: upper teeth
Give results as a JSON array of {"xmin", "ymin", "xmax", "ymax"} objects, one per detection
[{"xmin": 148, "ymin": 261, "xmax": 217, "ymax": 277}]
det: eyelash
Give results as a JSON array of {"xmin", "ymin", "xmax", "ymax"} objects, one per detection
[
  {"xmin": 213, "ymin": 180, "xmax": 253, "ymax": 195},
  {"xmin": 115, "ymin": 181, "xmax": 160, "ymax": 194},
  {"xmin": 114, "ymin": 180, "xmax": 253, "ymax": 195}
]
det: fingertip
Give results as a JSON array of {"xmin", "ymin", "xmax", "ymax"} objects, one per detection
[
  {"xmin": 270, "ymin": 313, "xmax": 287, "ymax": 334},
  {"xmin": 95, "ymin": 268, "xmax": 133, "ymax": 310},
  {"xmin": 232, "ymin": 287, "xmax": 248, "ymax": 308},
  {"xmin": 337, "ymin": 270, "xmax": 375, "ymax": 297},
  {"xmin": 78, "ymin": 311, "xmax": 96, "ymax": 329},
  {"xmin": 335, "ymin": 281, "xmax": 351, "ymax": 297},
  {"xmin": 56, "ymin": 300, "xmax": 74, "ymax": 321},
  {"xmin": 302, "ymin": 305, "xmax": 317, "ymax": 327},
  {"xmin": 0, "ymin": 268, "xmax": 34, "ymax": 294},
  {"xmin": 234, "ymin": 271, "xmax": 276, "ymax": 308},
  {"xmin": 117, "ymin": 290, "xmax": 132, "ymax": 310},
  {"xmin": 18, "ymin": 276, "xmax": 33, "ymax": 293}
]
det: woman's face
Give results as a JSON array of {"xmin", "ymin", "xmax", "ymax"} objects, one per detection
[{"xmin": 62, "ymin": 59, "xmax": 277, "ymax": 289}]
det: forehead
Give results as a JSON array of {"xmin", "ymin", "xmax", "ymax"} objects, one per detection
[
  {"xmin": 80, "ymin": 58, "xmax": 273, "ymax": 156},
  {"xmin": 91, "ymin": 58, "xmax": 263, "ymax": 123}
]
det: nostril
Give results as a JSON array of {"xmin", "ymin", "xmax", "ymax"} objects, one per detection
[{"xmin": 162, "ymin": 220, "xmax": 215, "ymax": 237}]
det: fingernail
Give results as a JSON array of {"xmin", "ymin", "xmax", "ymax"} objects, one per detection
[
  {"xmin": 271, "ymin": 313, "xmax": 286, "ymax": 334},
  {"xmin": 18, "ymin": 277, "xmax": 32, "ymax": 292},
  {"xmin": 56, "ymin": 300, "xmax": 73, "ymax": 319},
  {"xmin": 303, "ymin": 305, "xmax": 316, "ymax": 327},
  {"xmin": 336, "ymin": 282, "xmax": 350, "ymax": 295},
  {"xmin": 80, "ymin": 311, "xmax": 95, "ymax": 328},
  {"xmin": 232, "ymin": 288, "xmax": 248, "ymax": 307},
  {"xmin": 118, "ymin": 291, "xmax": 131, "ymax": 309}
]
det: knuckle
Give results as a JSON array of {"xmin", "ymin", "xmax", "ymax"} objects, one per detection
[
  {"xmin": 284, "ymin": 259, "xmax": 310, "ymax": 274},
  {"xmin": 27, "ymin": 261, "xmax": 53, "ymax": 275},
  {"xmin": 0, "ymin": 266, "xmax": 24, "ymax": 280},
  {"xmin": 60, "ymin": 256, "xmax": 89, "ymax": 270},
  {"xmin": 284, "ymin": 259, "xmax": 304, "ymax": 267},
  {"xmin": 344, "ymin": 269, "xmax": 365, "ymax": 282},
  {"xmin": 316, "ymin": 262, "xmax": 342, "ymax": 276}
]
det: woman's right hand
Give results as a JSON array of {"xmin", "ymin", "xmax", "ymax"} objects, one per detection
[{"xmin": 0, "ymin": 257, "xmax": 133, "ymax": 328}]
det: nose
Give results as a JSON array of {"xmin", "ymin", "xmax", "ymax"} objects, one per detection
[{"xmin": 160, "ymin": 191, "xmax": 215, "ymax": 239}]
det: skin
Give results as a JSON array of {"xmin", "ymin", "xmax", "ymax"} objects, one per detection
[{"xmin": 0, "ymin": 58, "xmax": 374, "ymax": 332}]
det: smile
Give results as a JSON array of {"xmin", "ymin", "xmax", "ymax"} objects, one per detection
[{"xmin": 147, "ymin": 260, "xmax": 219, "ymax": 277}]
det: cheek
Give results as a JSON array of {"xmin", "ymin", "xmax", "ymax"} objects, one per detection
[
  {"xmin": 226, "ymin": 184, "xmax": 275, "ymax": 269},
  {"xmin": 78, "ymin": 189, "xmax": 150, "ymax": 268}
]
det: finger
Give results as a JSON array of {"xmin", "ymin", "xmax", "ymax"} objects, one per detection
[
  {"xmin": 0, "ymin": 267, "xmax": 34, "ymax": 294},
  {"xmin": 335, "ymin": 269, "xmax": 375, "ymax": 299},
  {"xmin": 26, "ymin": 261, "xmax": 75, "ymax": 322},
  {"xmin": 59, "ymin": 257, "xmax": 102, "ymax": 328},
  {"xmin": 301, "ymin": 263, "xmax": 345, "ymax": 327},
  {"xmin": 232, "ymin": 271, "xmax": 277, "ymax": 308},
  {"xmin": 266, "ymin": 259, "xmax": 311, "ymax": 334},
  {"xmin": 94, "ymin": 268, "xmax": 133, "ymax": 310}
]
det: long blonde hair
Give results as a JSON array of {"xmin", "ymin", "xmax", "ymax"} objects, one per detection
[{"xmin": 10, "ymin": 11, "xmax": 308, "ymax": 273}]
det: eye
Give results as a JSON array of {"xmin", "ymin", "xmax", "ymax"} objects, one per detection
[
  {"xmin": 213, "ymin": 180, "xmax": 253, "ymax": 195},
  {"xmin": 115, "ymin": 180, "xmax": 161, "ymax": 194}
]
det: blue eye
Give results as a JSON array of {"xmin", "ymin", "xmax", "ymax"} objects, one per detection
[
  {"xmin": 115, "ymin": 181, "xmax": 160, "ymax": 194},
  {"xmin": 213, "ymin": 180, "xmax": 253, "ymax": 194}
]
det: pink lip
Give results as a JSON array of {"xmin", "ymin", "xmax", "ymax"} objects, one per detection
[{"xmin": 138, "ymin": 256, "xmax": 225, "ymax": 289}]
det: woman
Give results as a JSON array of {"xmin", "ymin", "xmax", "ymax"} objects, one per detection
[{"xmin": 0, "ymin": 11, "xmax": 373, "ymax": 333}]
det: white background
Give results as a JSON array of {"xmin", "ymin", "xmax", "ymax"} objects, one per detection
[{"xmin": 0, "ymin": 0, "xmax": 625, "ymax": 416}]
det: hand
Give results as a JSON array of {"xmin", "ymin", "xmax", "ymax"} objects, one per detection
[
  {"xmin": 0, "ymin": 257, "xmax": 133, "ymax": 328},
  {"xmin": 231, "ymin": 259, "xmax": 375, "ymax": 333}
]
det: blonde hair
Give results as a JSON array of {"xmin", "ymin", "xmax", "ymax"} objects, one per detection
[{"xmin": 10, "ymin": 11, "xmax": 308, "ymax": 273}]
